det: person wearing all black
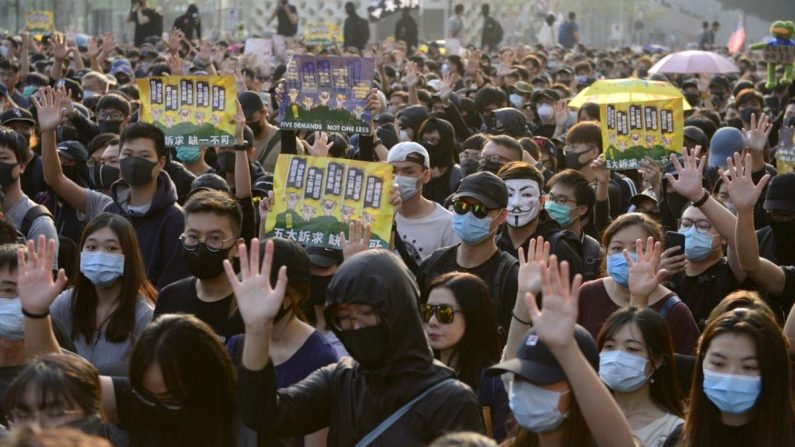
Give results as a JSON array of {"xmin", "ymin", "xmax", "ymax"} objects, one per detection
[
  {"xmin": 343, "ymin": 2, "xmax": 370, "ymax": 51},
  {"xmin": 173, "ymin": 4, "xmax": 202, "ymax": 41},
  {"xmin": 126, "ymin": 0, "xmax": 162, "ymax": 47},
  {"xmin": 271, "ymin": 0, "xmax": 299, "ymax": 38},
  {"xmin": 394, "ymin": 9, "xmax": 419, "ymax": 53}
]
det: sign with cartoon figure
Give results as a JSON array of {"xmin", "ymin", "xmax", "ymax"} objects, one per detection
[
  {"xmin": 264, "ymin": 154, "xmax": 394, "ymax": 250},
  {"xmin": 278, "ymin": 56, "xmax": 374, "ymax": 134},
  {"xmin": 25, "ymin": 10, "xmax": 54, "ymax": 37},
  {"xmin": 600, "ymin": 98, "xmax": 684, "ymax": 170},
  {"xmin": 302, "ymin": 22, "xmax": 343, "ymax": 48},
  {"xmin": 137, "ymin": 76, "xmax": 237, "ymax": 147}
]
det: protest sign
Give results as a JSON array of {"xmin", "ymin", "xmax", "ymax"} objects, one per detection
[
  {"xmin": 264, "ymin": 154, "xmax": 394, "ymax": 250},
  {"xmin": 25, "ymin": 10, "xmax": 54, "ymax": 37},
  {"xmin": 763, "ymin": 45, "xmax": 795, "ymax": 65},
  {"xmin": 445, "ymin": 38, "xmax": 462, "ymax": 56},
  {"xmin": 776, "ymin": 129, "xmax": 795, "ymax": 174},
  {"xmin": 302, "ymin": 22, "xmax": 343, "ymax": 48},
  {"xmin": 368, "ymin": 0, "xmax": 420, "ymax": 22},
  {"xmin": 600, "ymin": 98, "xmax": 684, "ymax": 170},
  {"xmin": 136, "ymin": 76, "xmax": 237, "ymax": 148},
  {"xmin": 278, "ymin": 56, "xmax": 375, "ymax": 134},
  {"xmin": 244, "ymin": 38, "xmax": 273, "ymax": 67}
]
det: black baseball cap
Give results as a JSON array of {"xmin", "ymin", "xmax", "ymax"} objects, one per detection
[
  {"xmin": 238, "ymin": 91, "xmax": 265, "ymax": 118},
  {"xmin": 451, "ymin": 171, "xmax": 508, "ymax": 209},
  {"xmin": 764, "ymin": 173, "xmax": 795, "ymax": 213},
  {"xmin": 0, "ymin": 108, "xmax": 35, "ymax": 126},
  {"xmin": 266, "ymin": 237, "xmax": 311, "ymax": 285},
  {"xmin": 189, "ymin": 173, "xmax": 231, "ymax": 197},
  {"xmin": 57, "ymin": 140, "xmax": 89, "ymax": 163},
  {"xmin": 683, "ymin": 126, "xmax": 709, "ymax": 150},
  {"xmin": 708, "ymin": 76, "xmax": 730, "ymax": 91},
  {"xmin": 487, "ymin": 326, "xmax": 599, "ymax": 384},
  {"xmin": 531, "ymin": 88, "xmax": 560, "ymax": 104},
  {"xmin": 307, "ymin": 246, "xmax": 344, "ymax": 268}
]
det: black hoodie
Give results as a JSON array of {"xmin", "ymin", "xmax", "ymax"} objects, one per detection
[{"xmin": 237, "ymin": 250, "xmax": 484, "ymax": 446}]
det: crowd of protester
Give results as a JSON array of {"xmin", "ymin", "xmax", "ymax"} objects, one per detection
[{"xmin": 0, "ymin": 3, "xmax": 794, "ymax": 447}]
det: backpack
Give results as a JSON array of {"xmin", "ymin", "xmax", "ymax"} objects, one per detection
[{"xmin": 19, "ymin": 205, "xmax": 79, "ymax": 277}]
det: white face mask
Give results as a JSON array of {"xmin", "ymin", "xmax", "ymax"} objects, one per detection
[
  {"xmin": 509, "ymin": 380, "xmax": 570, "ymax": 433},
  {"xmin": 0, "ymin": 297, "xmax": 24, "ymax": 340},
  {"xmin": 0, "ymin": 46, "xmax": 8, "ymax": 59},
  {"xmin": 599, "ymin": 350, "xmax": 651, "ymax": 392},
  {"xmin": 505, "ymin": 179, "xmax": 541, "ymax": 227},
  {"xmin": 394, "ymin": 174, "xmax": 420, "ymax": 202},
  {"xmin": 537, "ymin": 103, "xmax": 554, "ymax": 121},
  {"xmin": 399, "ymin": 129, "xmax": 410, "ymax": 142}
]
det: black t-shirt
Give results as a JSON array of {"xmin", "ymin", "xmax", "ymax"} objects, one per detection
[
  {"xmin": 0, "ymin": 365, "xmax": 25, "ymax": 426},
  {"xmin": 663, "ymin": 421, "xmax": 795, "ymax": 447},
  {"xmin": 133, "ymin": 8, "xmax": 161, "ymax": 46},
  {"xmin": 154, "ymin": 277, "xmax": 244, "ymax": 343},
  {"xmin": 674, "ymin": 259, "xmax": 738, "ymax": 330},
  {"xmin": 276, "ymin": 4, "xmax": 298, "ymax": 36}
]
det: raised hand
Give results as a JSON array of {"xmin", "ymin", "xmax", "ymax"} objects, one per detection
[
  {"xmin": 438, "ymin": 72, "xmax": 454, "ymax": 101},
  {"xmin": 223, "ymin": 238, "xmax": 287, "ymax": 329},
  {"xmin": 86, "ymin": 36, "xmax": 99, "ymax": 59},
  {"xmin": 198, "ymin": 39, "xmax": 212, "ymax": 64},
  {"xmin": 340, "ymin": 220, "xmax": 372, "ymax": 260},
  {"xmin": 232, "ymin": 100, "xmax": 246, "ymax": 144},
  {"xmin": 591, "ymin": 154, "xmax": 610, "ymax": 184},
  {"xmin": 517, "ymin": 237, "xmax": 550, "ymax": 296},
  {"xmin": 17, "ymin": 236, "xmax": 68, "ymax": 315},
  {"xmin": 743, "ymin": 113, "xmax": 773, "ymax": 152},
  {"xmin": 626, "ymin": 237, "xmax": 667, "ymax": 305},
  {"xmin": 525, "ymin": 256, "xmax": 583, "ymax": 352},
  {"xmin": 31, "ymin": 86, "xmax": 65, "ymax": 132},
  {"xmin": 403, "ymin": 61, "xmax": 419, "ymax": 88},
  {"xmin": 99, "ymin": 32, "xmax": 114, "ymax": 59},
  {"xmin": 51, "ymin": 33, "xmax": 68, "ymax": 61},
  {"xmin": 719, "ymin": 152, "xmax": 770, "ymax": 213},
  {"xmin": 665, "ymin": 146, "xmax": 705, "ymax": 201},
  {"xmin": 167, "ymin": 54, "xmax": 184, "ymax": 76},
  {"xmin": 638, "ymin": 157, "xmax": 661, "ymax": 190},
  {"xmin": 554, "ymin": 100, "xmax": 569, "ymax": 127},
  {"xmin": 304, "ymin": 131, "xmax": 330, "ymax": 157},
  {"xmin": 166, "ymin": 27, "xmax": 185, "ymax": 54}
]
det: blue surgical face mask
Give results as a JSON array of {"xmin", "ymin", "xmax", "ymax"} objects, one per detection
[
  {"xmin": 681, "ymin": 226, "xmax": 715, "ymax": 261},
  {"xmin": 599, "ymin": 350, "xmax": 650, "ymax": 392},
  {"xmin": 176, "ymin": 146, "xmax": 202, "ymax": 164},
  {"xmin": 509, "ymin": 379, "xmax": 570, "ymax": 433},
  {"xmin": 22, "ymin": 85, "xmax": 37, "ymax": 98},
  {"xmin": 703, "ymin": 369, "xmax": 761, "ymax": 414},
  {"xmin": 509, "ymin": 93, "xmax": 525, "ymax": 108},
  {"xmin": 452, "ymin": 212, "xmax": 494, "ymax": 244},
  {"xmin": 544, "ymin": 200, "xmax": 572, "ymax": 228},
  {"xmin": 0, "ymin": 297, "xmax": 24, "ymax": 340},
  {"xmin": 607, "ymin": 251, "xmax": 637, "ymax": 287},
  {"xmin": 80, "ymin": 252, "xmax": 125, "ymax": 288},
  {"xmin": 394, "ymin": 174, "xmax": 420, "ymax": 201}
]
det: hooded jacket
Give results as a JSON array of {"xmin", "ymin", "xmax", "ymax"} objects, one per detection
[
  {"xmin": 103, "ymin": 171, "xmax": 188, "ymax": 289},
  {"xmin": 237, "ymin": 250, "xmax": 484, "ymax": 446}
]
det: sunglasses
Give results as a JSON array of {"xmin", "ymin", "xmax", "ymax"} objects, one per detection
[
  {"xmin": 422, "ymin": 304, "xmax": 462, "ymax": 324},
  {"xmin": 452, "ymin": 199, "xmax": 490, "ymax": 219}
]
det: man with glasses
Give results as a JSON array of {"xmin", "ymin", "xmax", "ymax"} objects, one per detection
[
  {"xmin": 239, "ymin": 91, "xmax": 303, "ymax": 174},
  {"xmin": 418, "ymin": 171, "xmax": 518, "ymax": 333},
  {"xmin": 477, "ymin": 135, "xmax": 524, "ymax": 175},
  {"xmin": 154, "ymin": 189, "xmax": 244, "ymax": 342}
]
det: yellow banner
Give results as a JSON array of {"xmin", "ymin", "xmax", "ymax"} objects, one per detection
[
  {"xmin": 265, "ymin": 154, "xmax": 394, "ymax": 250},
  {"xmin": 601, "ymin": 98, "xmax": 683, "ymax": 170},
  {"xmin": 302, "ymin": 22, "xmax": 343, "ymax": 47},
  {"xmin": 136, "ymin": 76, "xmax": 237, "ymax": 147},
  {"xmin": 25, "ymin": 10, "xmax": 54, "ymax": 36}
]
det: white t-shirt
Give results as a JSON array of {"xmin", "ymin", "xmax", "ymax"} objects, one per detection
[
  {"xmin": 395, "ymin": 202, "xmax": 459, "ymax": 264},
  {"xmin": 633, "ymin": 412, "xmax": 683, "ymax": 447}
]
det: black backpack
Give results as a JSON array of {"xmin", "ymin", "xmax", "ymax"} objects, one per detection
[{"xmin": 19, "ymin": 205, "xmax": 79, "ymax": 278}]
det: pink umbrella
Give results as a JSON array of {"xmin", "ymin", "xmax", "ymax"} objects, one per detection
[{"xmin": 649, "ymin": 50, "xmax": 739, "ymax": 74}]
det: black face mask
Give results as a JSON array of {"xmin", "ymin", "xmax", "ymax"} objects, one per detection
[
  {"xmin": 120, "ymin": 156, "xmax": 157, "ymax": 186},
  {"xmin": 90, "ymin": 164, "xmax": 121, "ymax": 190},
  {"xmin": 460, "ymin": 158, "xmax": 479, "ymax": 177},
  {"xmin": 770, "ymin": 220, "xmax": 795, "ymax": 264},
  {"xmin": 739, "ymin": 108, "xmax": 762, "ymax": 124},
  {"xmin": 423, "ymin": 141, "xmax": 451, "ymax": 168},
  {"xmin": 0, "ymin": 162, "xmax": 19, "ymax": 188},
  {"xmin": 98, "ymin": 120, "xmax": 123, "ymax": 134},
  {"xmin": 337, "ymin": 324, "xmax": 390, "ymax": 368},
  {"xmin": 62, "ymin": 165, "xmax": 81, "ymax": 183},
  {"xmin": 57, "ymin": 127, "xmax": 80, "ymax": 143},
  {"xmin": 785, "ymin": 116, "xmax": 795, "ymax": 128},
  {"xmin": 565, "ymin": 149, "xmax": 592, "ymax": 170},
  {"xmin": 247, "ymin": 120, "xmax": 264, "ymax": 136},
  {"xmin": 181, "ymin": 243, "xmax": 233, "ymax": 279},
  {"xmin": 477, "ymin": 159, "xmax": 504, "ymax": 175},
  {"xmin": 310, "ymin": 274, "xmax": 333, "ymax": 306},
  {"xmin": 684, "ymin": 92, "xmax": 700, "ymax": 108}
]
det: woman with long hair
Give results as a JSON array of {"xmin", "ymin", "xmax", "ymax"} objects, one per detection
[
  {"xmin": 597, "ymin": 307, "xmax": 684, "ymax": 446},
  {"xmin": 424, "ymin": 272, "xmax": 508, "ymax": 440},
  {"xmin": 663, "ymin": 308, "xmax": 794, "ymax": 446},
  {"xmin": 49, "ymin": 213, "xmax": 156, "ymax": 375}
]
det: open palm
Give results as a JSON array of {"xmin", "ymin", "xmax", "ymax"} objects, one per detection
[
  {"xmin": 627, "ymin": 237, "xmax": 667, "ymax": 304},
  {"xmin": 17, "ymin": 236, "xmax": 68, "ymax": 315},
  {"xmin": 32, "ymin": 86, "xmax": 65, "ymax": 132},
  {"xmin": 665, "ymin": 146, "xmax": 704, "ymax": 201},
  {"xmin": 223, "ymin": 239, "xmax": 287, "ymax": 329},
  {"xmin": 517, "ymin": 237, "xmax": 550, "ymax": 296},
  {"xmin": 526, "ymin": 256, "xmax": 583, "ymax": 351},
  {"xmin": 719, "ymin": 152, "xmax": 769, "ymax": 212}
]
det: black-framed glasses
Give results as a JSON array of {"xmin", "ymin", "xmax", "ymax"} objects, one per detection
[
  {"xmin": 132, "ymin": 388, "xmax": 183, "ymax": 411},
  {"xmin": 678, "ymin": 218, "xmax": 712, "ymax": 234},
  {"xmin": 452, "ymin": 199, "xmax": 491, "ymax": 219},
  {"xmin": 179, "ymin": 234, "xmax": 236, "ymax": 252},
  {"xmin": 546, "ymin": 194, "xmax": 578, "ymax": 206},
  {"xmin": 422, "ymin": 304, "xmax": 462, "ymax": 324}
]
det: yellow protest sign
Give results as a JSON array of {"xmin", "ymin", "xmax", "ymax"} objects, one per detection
[
  {"xmin": 25, "ymin": 10, "xmax": 54, "ymax": 37},
  {"xmin": 302, "ymin": 22, "xmax": 343, "ymax": 48},
  {"xmin": 264, "ymin": 154, "xmax": 394, "ymax": 250},
  {"xmin": 137, "ymin": 76, "xmax": 237, "ymax": 147},
  {"xmin": 601, "ymin": 98, "xmax": 684, "ymax": 170}
]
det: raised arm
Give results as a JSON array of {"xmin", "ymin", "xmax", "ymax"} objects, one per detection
[
  {"xmin": 232, "ymin": 101, "xmax": 252, "ymax": 199},
  {"xmin": 626, "ymin": 237, "xmax": 668, "ymax": 307},
  {"xmin": 503, "ymin": 238, "xmax": 549, "ymax": 361},
  {"xmin": 33, "ymin": 87, "xmax": 89, "ymax": 212},
  {"xmin": 49, "ymin": 33, "xmax": 68, "ymax": 81},
  {"xmin": 527, "ymin": 256, "xmax": 635, "ymax": 447}
]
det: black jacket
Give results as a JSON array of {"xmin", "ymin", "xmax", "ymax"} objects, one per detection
[
  {"xmin": 237, "ymin": 251, "xmax": 484, "ymax": 445},
  {"xmin": 343, "ymin": 14, "xmax": 370, "ymax": 50}
]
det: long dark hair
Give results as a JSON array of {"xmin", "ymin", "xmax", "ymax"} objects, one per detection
[
  {"xmin": 70, "ymin": 213, "xmax": 156, "ymax": 344},
  {"xmin": 597, "ymin": 307, "xmax": 684, "ymax": 417},
  {"xmin": 680, "ymin": 308, "xmax": 794, "ymax": 447},
  {"xmin": 427, "ymin": 272, "xmax": 500, "ymax": 392},
  {"xmin": 128, "ymin": 314, "xmax": 236, "ymax": 447}
]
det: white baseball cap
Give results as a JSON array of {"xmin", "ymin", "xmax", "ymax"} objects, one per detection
[{"xmin": 386, "ymin": 142, "xmax": 430, "ymax": 169}]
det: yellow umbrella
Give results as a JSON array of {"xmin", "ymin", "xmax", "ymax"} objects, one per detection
[{"xmin": 568, "ymin": 78, "xmax": 692, "ymax": 111}]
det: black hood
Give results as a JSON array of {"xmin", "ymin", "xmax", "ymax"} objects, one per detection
[
  {"xmin": 419, "ymin": 116, "xmax": 457, "ymax": 168},
  {"xmin": 397, "ymin": 105, "xmax": 430, "ymax": 135},
  {"xmin": 324, "ymin": 250, "xmax": 436, "ymax": 378}
]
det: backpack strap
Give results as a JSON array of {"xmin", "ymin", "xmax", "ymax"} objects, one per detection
[
  {"xmin": 353, "ymin": 378, "xmax": 456, "ymax": 447},
  {"xmin": 393, "ymin": 228, "xmax": 419, "ymax": 275},
  {"xmin": 658, "ymin": 295, "xmax": 682, "ymax": 320},
  {"xmin": 261, "ymin": 130, "xmax": 282, "ymax": 167},
  {"xmin": 20, "ymin": 205, "xmax": 54, "ymax": 240},
  {"xmin": 492, "ymin": 253, "xmax": 519, "ymax": 326}
]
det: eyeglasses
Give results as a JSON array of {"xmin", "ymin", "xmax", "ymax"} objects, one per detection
[
  {"xmin": 679, "ymin": 218, "xmax": 712, "ymax": 234},
  {"xmin": 96, "ymin": 111, "xmax": 126, "ymax": 121},
  {"xmin": 482, "ymin": 154, "xmax": 513, "ymax": 165},
  {"xmin": 546, "ymin": 194, "xmax": 577, "ymax": 206},
  {"xmin": 132, "ymin": 388, "xmax": 184, "ymax": 411},
  {"xmin": 9, "ymin": 408, "xmax": 83, "ymax": 425},
  {"xmin": 453, "ymin": 199, "xmax": 491, "ymax": 219},
  {"xmin": 179, "ymin": 234, "xmax": 236, "ymax": 252},
  {"xmin": 422, "ymin": 304, "xmax": 462, "ymax": 324},
  {"xmin": 331, "ymin": 308, "xmax": 381, "ymax": 331},
  {"xmin": 459, "ymin": 151, "xmax": 481, "ymax": 161}
]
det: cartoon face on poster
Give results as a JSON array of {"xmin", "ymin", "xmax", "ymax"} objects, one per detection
[
  {"xmin": 137, "ymin": 76, "xmax": 237, "ymax": 147},
  {"xmin": 25, "ymin": 11, "xmax": 54, "ymax": 37},
  {"xmin": 278, "ymin": 56, "xmax": 375, "ymax": 134},
  {"xmin": 265, "ymin": 154, "xmax": 394, "ymax": 250},
  {"xmin": 600, "ymin": 98, "xmax": 683, "ymax": 170}
]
